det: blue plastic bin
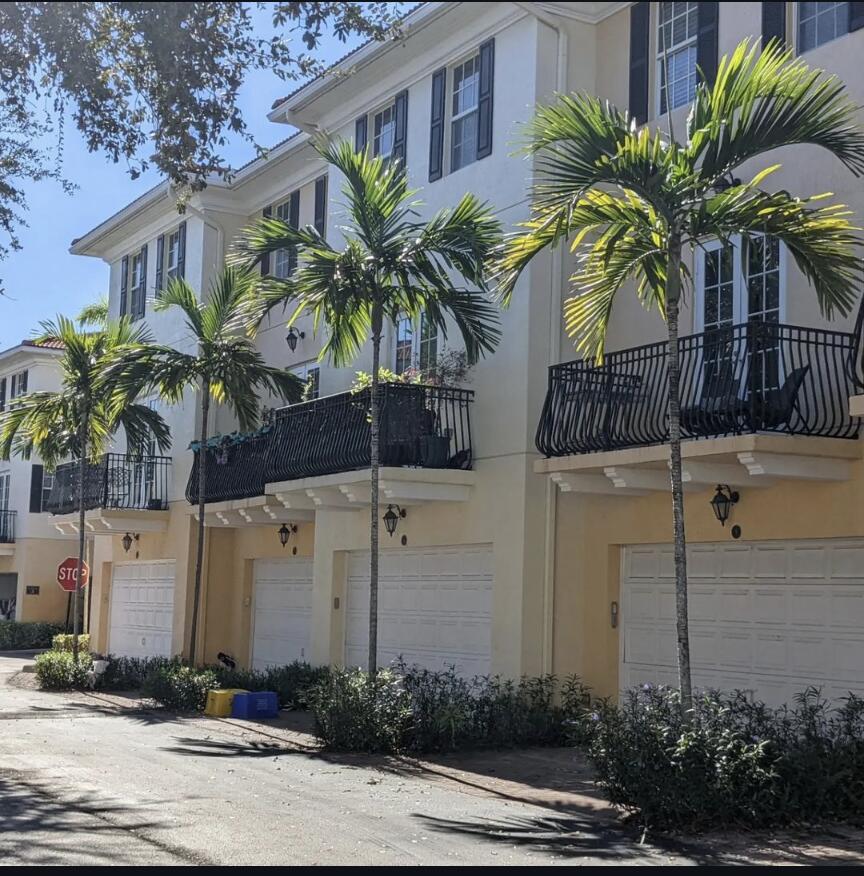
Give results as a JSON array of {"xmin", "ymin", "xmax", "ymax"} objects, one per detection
[{"xmin": 230, "ymin": 690, "xmax": 279, "ymax": 719}]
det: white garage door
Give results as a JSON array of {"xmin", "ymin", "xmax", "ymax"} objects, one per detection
[
  {"xmin": 345, "ymin": 545, "xmax": 493, "ymax": 677},
  {"xmin": 252, "ymin": 559, "xmax": 314, "ymax": 670},
  {"xmin": 622, "ymin": 540, "xmax": 864, "ymax": 706},
  {"xmin": 109, "ymin": 560, "xmax": 176, "ymax": 658}
]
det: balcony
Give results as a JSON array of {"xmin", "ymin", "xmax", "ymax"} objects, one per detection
[
  {"xmin": 187, "ymin": 383, "xmax": 476, "ymax": 521},
  {"xmin": 45, "ymin": 453, "xmax": 172, "ymax": 535},
  {"xmin": 536, "ymin": 320, "xmax": 863, "ymax": 494},
  {"xmin": 0, "ymin": 510, "xmax": 15, "ymax": 552}
]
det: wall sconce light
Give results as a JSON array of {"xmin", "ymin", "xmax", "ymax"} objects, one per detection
[
  {"xmin": 285, "ymin": 327, "xmax": 305, "ymax": 352},
  {"xmin": 278, "ymin": 523, "xmax": 298, "ymax": 548},
  {"xmin": 383, "ymin": 504, "xmax": 406, "ymax": 538},
  {"xmin": 710, "ymin": 484, "xmax": 739, "ymax": 527},
  {"xmin": 122, "ymin": 532, "xmax": 140, "ymax": 553}
]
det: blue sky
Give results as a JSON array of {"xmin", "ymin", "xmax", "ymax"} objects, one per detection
[{"xmin": 0, "ymin": 10, "xmax": 365, "ymax": 348}]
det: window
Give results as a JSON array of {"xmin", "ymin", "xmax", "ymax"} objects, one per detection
[
  {"xmin": 798, "ymin": 2, "xmax": 849, "ymax": 52},
  {"xmin": 9, "ymin": 370, "xmax": 28, "ymax": 402},
  {"xmin": 373, "ymin": 103, "xmax": 396, "ymax": 160},
  {"xmin": 292, "ymin": 361, "xmax": 320, "ymax": 400},
  {"xmin": 0, "ymin": 471, "xmax": 9, "ymax": 511},
  {"xmin": 418, "ymin": 311, "xmax": 438, "ymax": 373},
  {"xmin": 450, "ymin": 54, "xmax": 480, "ymax": 172},
  {"xmin": 394, "ymin": 315, "xmax": 414, "ymax": 375},
  {"xmin": 656, "ymin": 1, "xmax": 699, "ymax": 114},
  {"xmin": 271, "ymin": 192, "xmax": 300, "ymax": 279},
  {"xmin": 41, "ymin": 471, "xmax": 54, "ymax": 512}
]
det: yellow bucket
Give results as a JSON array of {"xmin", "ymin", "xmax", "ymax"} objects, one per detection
[{"xmin": 204, "ymin": 688, "xmax": 248, "ymax": 717}]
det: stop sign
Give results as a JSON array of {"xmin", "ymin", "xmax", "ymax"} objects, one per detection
[{"xmin": 57, "ymin": 557, "xmax": 90, "ymax": 592}]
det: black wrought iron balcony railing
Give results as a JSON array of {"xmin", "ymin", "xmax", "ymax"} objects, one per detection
[
  {"xmin": 44, "ymin": 453, "xmax": 172, "ymax": 515},
  {"xmin": 536, "ymin": 319, "xmax": 862, "ymax": 458},
  {"xmin": 186, "ymin": 383, "xmax": 475, "ymax": 505},
  {"xmin": 0, "ymin": 510, "xmax": 16, "ymax": 544}
]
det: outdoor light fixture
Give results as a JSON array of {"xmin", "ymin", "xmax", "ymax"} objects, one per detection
[
  {"xmin": 285, "ymin": 327, "xmax": 305, "ymax": 352},
  {"xmin": 710, "ymin": 484, "xmax": 739, "ymax": 527},
  {"xmin": 122, "ymin": 532, "xmax": 139, "ymax": 553},
  {"xmin": 383, "ymin": 504, "xmax": 406, "ymax": 538},
  {"xmin": 278, "ymin": 523, "xmax": 298, "ymax": 547}
]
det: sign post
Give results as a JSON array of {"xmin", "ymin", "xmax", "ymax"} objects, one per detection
[{"xmin": 57, "ymin": 557, "xmax": 90, "ymax": 593}]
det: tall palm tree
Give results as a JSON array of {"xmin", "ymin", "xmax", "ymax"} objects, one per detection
[
  {"xmin": 495, "ymin": 40, "xmax": 864, "ymax": 713},
  {"xmin": 113, "ymin": 267, "xmax": 303, "ymax": 664},
  {"xmin": 0, "ymin": 314, "xmax": 170, "ymax": 659},
  {"xmin": 235, "ymin": 138, "xmax": 502, "ymax": 674}
]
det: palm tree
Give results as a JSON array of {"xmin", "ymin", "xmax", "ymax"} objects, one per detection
[
  {"xmin": 234, "ymin": 138, "xmax": 502, "ymax": 674},
  {"xmin": 0, "ymin": 314, "xmax": 170, "ymax": 660},
  {"xmin": 495, "ymin": 41, "xmax": 864, "ymax": 713},
  {"xmin": 113, "ymin": 267, "xmax": 303, "ymax": 664}
]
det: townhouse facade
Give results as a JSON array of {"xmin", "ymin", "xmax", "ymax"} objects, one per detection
[
  {"xmin": 0, "ymin": 339, "xmax": 75, "ymax": 622},
  {"xmin": 56, "ymin": 1, "xmax": 864, "ymax": 705}
]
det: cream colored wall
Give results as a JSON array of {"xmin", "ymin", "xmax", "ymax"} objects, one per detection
[
  {"xmin": 9, "ymin": 539, "xmax": 74, "ymax": 623},
  {"xmin": 552, "ymin": 455, "xmax": 864, "ymax": 699}
]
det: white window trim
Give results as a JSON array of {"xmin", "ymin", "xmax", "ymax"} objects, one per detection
[
  {"xmin": 694, "ymin": 235, "xmax": 787, "ymax": 334},
  {"xmin": 654, "ymin": 1, "xmax": 699, "ymax": 118},
  {"xmin": 372, "ymin": 101, "xmax": 397, "ymax": 160},
  {"xmin": 446, "ymin": 51, "xmax": 481, "ymax": 176},
  {"xmin": 393, "ymin": 312, "xmax": 439, "ymax": 374},
  {"xmin": 796, "ymin": 1, "xmax": 850, "ymax": 54}
]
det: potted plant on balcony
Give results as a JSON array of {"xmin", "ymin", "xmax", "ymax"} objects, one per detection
[
  {"xmin": 495, "ymin": 40, "xmax": 864, "ymax": 714},
  {"xmin": 236, "ymin": 138, "xmax": 502, "ymax": 674}
]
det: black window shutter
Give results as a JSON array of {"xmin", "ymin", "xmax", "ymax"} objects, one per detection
[
  {"xmin": 628, "ymin": 2, "xmax": 650, "ymax": 124},
  {"xmin": 851, "ymin": 3, "xmax": 864, "ymax": 31},
  {"xmin": 697, "ymin": 2, "xmax": 720, "ymax": 89},
  {"xmin": 392, "ymin": 89, "xmax": 408, "ymax": 167},
  {"xmin": 0, "ymin": 377, "xmax": 5, "ymax": 413},
  {"xmin": 155, "ymin": 234, "xmax": 165, "ymax": 295},
  {"xmin": 29, "ymin": 465, "xmax": 44, "ymax": 513},
  {"xmin": 355, "ymin": 115, "xmax": 368, "ymax": 154},
  {"xmin": 314, "ymin": 176, "xmax": 327, "ymax": 236},
  {"xmin": 288, "ymin": 189, "xmax": 300, "ymax": 273},
  {"xmin": 261, "ymin": 206, "xmax": 272, "ymax": 276},
  {"xmin": 761, "ymin": 2, "xmax": 786, "ymax": 47},
  {"xmin": 177, "ymin": 220, "xmax": 187, "ymax": 279},
  {"xmin": 137, "ymin": 243, "xmax": 148, "ymax": 318},
  {"xmin": 477, "ymin": 38, "xmax": 495, "ymax": 160},
  {"xmin": 428, "ymin": 67, "xmax": 446, "ymax": 182},
  {"xmin": 119, "ymin": 255, "xmax": 129, "ymax": 317}
]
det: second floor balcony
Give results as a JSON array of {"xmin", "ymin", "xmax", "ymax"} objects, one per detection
[
  {"xmin": 44, "ymin": 453, "xmax": 172, "ymax": 517},
  {"xmin": 0, "ymin": 510, "xmax": 15, "ymax": 545},
  {"xmin": 187, "ymin": 383, "xmax": 475, "ymax": 507}
]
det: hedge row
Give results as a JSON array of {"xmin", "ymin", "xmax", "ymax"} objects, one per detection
[{"xmin": 0, "ymin": 621, "xmax": 63, "ymax": 651}]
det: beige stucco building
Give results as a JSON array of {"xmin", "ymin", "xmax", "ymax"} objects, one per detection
[{"xmin": 53, "ymin": 2, "xmax": 864, "ymax": 706}]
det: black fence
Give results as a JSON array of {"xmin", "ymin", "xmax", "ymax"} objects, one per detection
[
  {"xmin": 186, "ymin": 383, "xmax": 475, "ymax": 504},
  {"xmin": 0, "ymin": 510, "xmax": 15, "ymax": 543},
  {"xmin": 537, "ymin": 320, "xmax": 861, "ymax": 457},
  {"xmin": 44, "ymin": 454, "xmax": 172, "ymax": 515}
]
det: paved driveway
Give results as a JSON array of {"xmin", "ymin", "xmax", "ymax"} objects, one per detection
[{"xmin": 2, "ymin": 653, "xmax": 863, "ymax": 867}]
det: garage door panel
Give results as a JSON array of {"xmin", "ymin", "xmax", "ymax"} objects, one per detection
[
  {"xmin": 346, "ymin": 546, "xmax": 492, "ymax": 677},
  {"xmin": 252, "ymin": 559, "xmax": 313, "ymax": 670},
  {"xmin": 622, "ymin": 540, "xmax": 864, "ymax": 706},
  {"xmin": 109, "ymin": 561, "xmax": 175, "ymax": 659}
]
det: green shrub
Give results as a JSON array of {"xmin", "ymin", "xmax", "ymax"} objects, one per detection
[
  {"xmin": 35, "ymin": 651, "xmax": 94, "ymax": 690},
  {"xmin": 307, "ymin": 668, "xmax": 412, "ymax": 753},
  {"xmin": 98, "ymin": 655, "xmax": 174, "ymax": 691},
  {"xmin": 307, "ymin": 663, "xmax": 593, "ymax": 754},
  {"xmin": 142, "ymin": 661, "xmax": 218, "ymax": 711},
  {"xmin": 590, "ymin": 685, "xmax": 864, "ymax": 830},
  {"xmin": 52, "ymin": 633, "xmax": 91, "ymax": 653},
  {"xmin": 0, "ymin": 620, "xmax": 63, "ymax": 650}
]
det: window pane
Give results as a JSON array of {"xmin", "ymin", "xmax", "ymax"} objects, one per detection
[
  {"xmin": 451, "ymin": 112, "xmax": 478, "ymax": 172},
  {"xmin": 395, "ymin": 316, "xmax": 413, "ymax": 374},
  {"xmin": 373, "ymin": 105, "xmax": 395, "ymax": 158}
]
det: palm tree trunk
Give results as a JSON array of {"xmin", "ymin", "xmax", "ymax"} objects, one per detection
[
  {"xmin": 665, "ymin": 232, "xmax": 693, "ymax": 715},
  {"xmin": 368, "ymin": 308, "xmax": 383, "ymax": 676},
  {"xmin": 73, "ymin": 420, "xmax": 88, "ymax": 664},
  {"xmin": 188, "ymin": 378, "xmax": 210, "ymax": 666}
]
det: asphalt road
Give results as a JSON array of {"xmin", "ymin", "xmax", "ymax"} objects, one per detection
[{"xmin": 0, "ymin": 653, "xmax": 688, "ymax": 867}]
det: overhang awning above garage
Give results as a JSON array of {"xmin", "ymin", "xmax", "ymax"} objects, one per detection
[
  {"xmin": 53, "ymin": 508, "xmax": 170, "ymax": 537},
  {"xmin": 537, "ymin": 434, "xmax": 862, "ymax": 497}
]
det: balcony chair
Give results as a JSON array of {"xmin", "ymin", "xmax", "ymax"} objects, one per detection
[{"xmin": 743, "ymin": 364, "xmax": 810, "ymax": 432}]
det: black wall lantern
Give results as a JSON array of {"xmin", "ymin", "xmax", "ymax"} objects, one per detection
[
  {"xmin": 383, "ymin": 504, "xmax": 406, "ymax": 537},
  {"xmin": 278, "ymin": 523, "xmax": 298, "ymax": 547},
  {"xmin": 122, "ymin": 532, "xmax": 140, "ymax": 553},
  {"xmin": 710, "ymin": 484, "xmax": 739, "ymax": 527},
  {"xmin": 285, "ymin": 327, "xmax": 305, "ymax": 352}
]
